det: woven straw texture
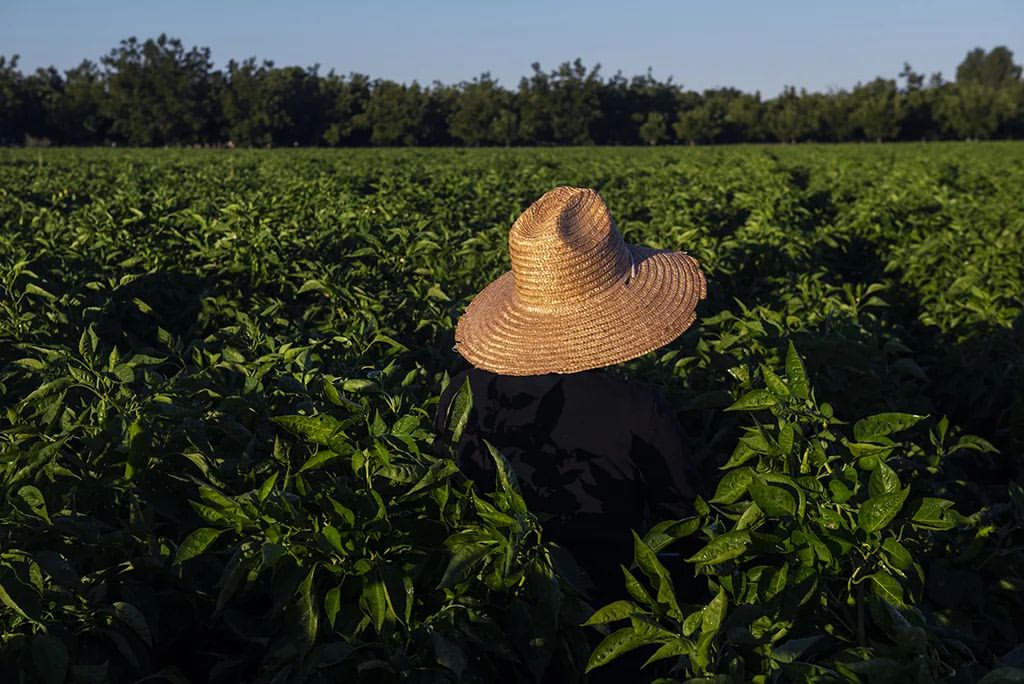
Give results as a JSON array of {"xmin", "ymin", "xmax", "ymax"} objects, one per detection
[{"xmin": 455, "ymin": 186, "xmax": 707, "ymax": 375}]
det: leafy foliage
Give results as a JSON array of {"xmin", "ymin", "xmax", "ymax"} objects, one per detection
[
  {"xmin": 2, "ymin": 42, "xmax": 1024, "ymax": 146},
  {"xmin": 587, "ymin": 341, "xmax": 1022, "ymax": 681},
  {"xmin": 0, "ymin": 144, "xmax": 1022, "ymax": 682}
]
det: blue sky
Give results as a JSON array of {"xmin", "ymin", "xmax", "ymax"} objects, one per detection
[{"xmin": 2, "ymin": 0, "xmax": 1022, "ymax": 96}]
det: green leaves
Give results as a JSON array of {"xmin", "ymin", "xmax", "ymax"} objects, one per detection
[
  {"xmin": 444, "ymin": 377, "xmax": 473, "ymax": 443},
  {"xmin": 858, "ymin": 487, "xmax": 909, "ymax": 534},
  {"xmin": 633, "ymin": 532, "xmax": 681, "ymax": 618},
  {"xmin": 175, "ymin": 527, "xmax": 226, "ymax": 563},
  {"xmin": 853, "ymin": 413, "xmax": 927, "ymax": 443},
  {"xmin": 710, "ymin": 467, "xmax": 753, "ymax": 504},
  {"xmin": 584, "ymin": 600, "xmax": 638, "ymax": 626},
  {"xmin": 881, "ymin": 538, "xmax": 913, "ymax": 572},
  {"xmin": 761, "ymin": 364, "xmax": 790, "ymax": 398},
  {"xmin": 785, "ymin": 341, "xmax": 810, "ymax": 401},
  {"xmin": 2, "ymin": 146, "xmax": 1020, "ymax": 684},
  {"xmin": 298, "ymin": 449, "xmax": 346, "ymax": 473},
  {"xmin": 273, "ymin": 414, "xmax": 350, "ymax": 452},
  {"xmin": 686, "ymin": 530, "xmax": 752, "ymax": 566},
  {"xmin": 701, "ymin": 588, "xmax": 727, "ymax": 634},
  {"xmin": 295, "ymin": 567, "xmax": 319, "ymax": 651},
  {"xmin": 585, "ymin": 628, "xmax": 653, "ymax": 673},
  {"xmin": 585, "ymin": 333, "xmax": 993, "ymax": 680},
  {"xmin": 868, "ymin": 571, "xmax": 905, "ymax": 607},
  {"xmin": 643, "ymin": 638, "xmax": 692, "ymax": 667},
  {"xmin": 622, "ymin": 565, "xmax": 655, "ymax": 606},
  {"xmin": 909, "ymin": 497, "xmax": 960, "ymax": 530},
  {"xmin": 748, "ymin": 474, "xmax": 796, "ymax": 517},
  {"xmin": 725, "ymin": 389, "xmax": 776, "ymax": 412},
  {"xmin": 342, "ymin": 378, "xmax": 381, "ymax": 394},
  {"xmin": 437, "ymin": 542, "xmax": 493, "ymax": 588},
  {"xmin": 868, "ymin": 461, "xmax": 901, "ymax": 497},
  {"xmin": 324, "ymin": 585, "xmax": 342, "ymax": 629},
  {"xmin": 15, "ymin": 486, "xmax": 50, "ymax": 523},
  {"xmin": 483, "ymin": 441, "xmax": 527, "ymax": 515},
  {"xmin": 643, "ymin": 517, "xmax": 702, "ymax": 552}
]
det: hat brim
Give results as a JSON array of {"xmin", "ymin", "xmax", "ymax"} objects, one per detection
[{"xmin": 454, "ymin": 245, "xmax": 707, "ymax": 375}]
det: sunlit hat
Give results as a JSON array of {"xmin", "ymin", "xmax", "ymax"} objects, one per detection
[{"xmin": 454, "ymin": 186, "xmax": 707, "ymax": 375}]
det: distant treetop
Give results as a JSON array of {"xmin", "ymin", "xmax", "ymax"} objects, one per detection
[{"xmin": 1, "ymin": 37, "xmax": 1021, "ymax": 146}]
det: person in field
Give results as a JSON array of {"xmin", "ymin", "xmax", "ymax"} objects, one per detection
[{"xmin": 434, "ymin": 186, "xmax": 708, "ymax": 615}]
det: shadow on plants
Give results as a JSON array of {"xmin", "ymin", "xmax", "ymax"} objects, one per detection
[{"xmin": 87, "ymin": 271, "xmax": 206, "ymax": 353}]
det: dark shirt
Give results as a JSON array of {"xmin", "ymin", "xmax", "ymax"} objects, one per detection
[{"xmin": 434, "ymin": 366, "xmax": 700, "ymax": 607}]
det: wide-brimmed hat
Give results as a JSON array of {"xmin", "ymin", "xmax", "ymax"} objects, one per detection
[{"xmin": 454, "ymin": 186, "xmax": 706, "ymax": 375}]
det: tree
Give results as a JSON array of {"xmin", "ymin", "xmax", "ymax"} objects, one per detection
[
  {"xmin": 449, "ymin": 73, "xmax": 511, "ymax": 146},
  {"xmin": 366, "ymin": 80, "xmax": 427, "ymax": 146},
  {"xmin": 516, "ymin": 63, "xmax": 552, "ymax": 144},
  {"xmin": 805, "ymin": 90, "xmax": 853, "ymax": 141},
  {"xmin": 0, "ymin": 55, "xmax": 26, "ymax": 144},
  {"xmin": 516, "ymin": 60, "xmax": 602, "ymax": 145},
  {"xmin": 421, "ymin": 82, "xmax": 457, "ymax": 146},
  {"xmin": 220, "ymin": 58, "xmax": 275, "ymax": 146},
  {"xmin": 548, "ymin": 59, "xmax": 602, "ymax": 145},
  {"xmin": 937, "ymin": 82, "xmax": 1018, "ymax": 139},
  {"xmin": 764, "ymin": 87, "xmax": 817, "ymax": 143},
  {"xmin": 673, "ymin": 92, "xmax": 726, "ymax": 145},
  {"xmin": 490, "ymin": 108, "xmax": 519, "ymax": 147},
  {"xmin": 638, "ymin": 111, "xmax": 668, "ymax": 145},
  {"xmin": 17, "ymin": 67, "xmax": 63, "ymax": 143},
  {"xmin": 322, "ymin": 72, "xmax": 371, "ymax": 146},
  {"xmin": 58, "ymin": 60, "xmax": 109, "ymax": 144},
  {"xmin": 673, "ymin": 106, "xmax": 715, "ymax": 144},
  {"xmin": 264, "ymin": 65, "xmax": 326, "ymax": 145},
  {"xmin": 900, "ymin": 62, "xmax": 925, "ymax": 91},
  {"xmin": 102, "ymin": 34, "xmax": 216, "ymax": 145},
  {"xmin": 724, "ymin": 91, "xmax": 763, "ymax": 142},
  {"xmin": 900, "ymin": 63, "xmax": 940, "ymax": 140},
  {"xmin": 593, "ymin": 71, "xmax": 635, "ymax": 144},
  {"xmin": 703, "ymin": 88, "xmax": 759, "ymax": 143},
  {"xmin": 0, "ymin": 57, "xmax": 96, "ymax": 146},
  {"xmin": 956, "ymin": 46, "xmax": 1022, "ymax": 89},
  {"xmin": 220, "ymin": 60, "xmax": 325, "ymax": 146},
  {"xmin": 849, "ymin": 78, "xmax": 903, "ymax": 142},
  {"xmin": 941, "ymin": 46, "xmax": 1023, "ymax": 139},
  {"xmin": 4, "ymin": 36, "xmax": 1024, "ymax": 146}
]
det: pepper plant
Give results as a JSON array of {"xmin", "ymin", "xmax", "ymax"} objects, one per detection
[
  {"xmin": 1, "ymin": 145, "xmax": 1022, "ymax": 682},
  {"xmin": 585, "ymin": 342, "xmax": 1011, "ymax": 682}
]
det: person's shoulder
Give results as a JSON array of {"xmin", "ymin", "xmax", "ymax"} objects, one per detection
[
  {"xmin": 556, "ymin": 369, "xmax": 666, "ymax": 429},
  {"xmin": 466, "ymin": 368, "xmax": 562, "ymax": 395},
  {"xmin": 564, "ymin": 367, "xmax": 660, "ymax": 400}
]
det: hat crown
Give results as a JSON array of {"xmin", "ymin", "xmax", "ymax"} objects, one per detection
[{"xmin": 508, "ymin": 187, "xmax": 632, "ymax": 309}]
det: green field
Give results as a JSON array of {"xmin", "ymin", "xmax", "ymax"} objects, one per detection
[{"xmin": 1, "ymin": 144, "xmax": 1022, "ymax": 683}]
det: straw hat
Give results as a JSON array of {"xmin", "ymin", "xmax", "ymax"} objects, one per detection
[{"xmin": 454, "ymin": 186, "xmax": 706, "ymax": 375}]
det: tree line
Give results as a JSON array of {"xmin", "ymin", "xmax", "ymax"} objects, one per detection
[{"xmin": 1, "ymin": 35, "xmax": 1022, "ymax": 147}]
